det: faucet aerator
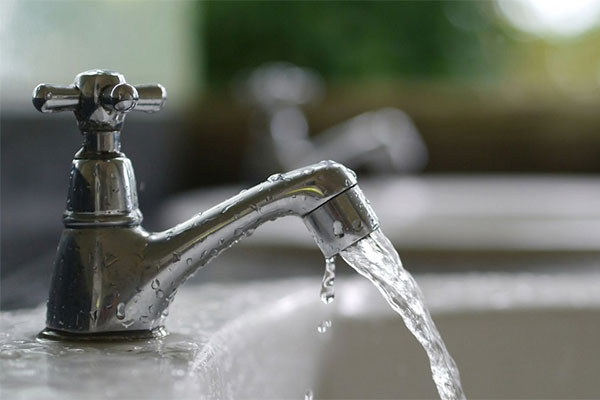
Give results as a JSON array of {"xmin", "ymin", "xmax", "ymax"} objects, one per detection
[{"xmin": 304, "ymin": 187, "xmax": 379, "ymax": 259}]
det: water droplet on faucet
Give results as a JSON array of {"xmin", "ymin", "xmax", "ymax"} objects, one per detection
[
  {"xmin": 267, "ymin": 173, "xmax": 283, "ymax": 182},
  {"xmin": 186, "ymin": 257, "xmax": 193, "ymax": 266},
  {"xmin": 121, "ymin": 319, "xmax": 135, "ymax": 328},
  {"xmin": 332, "ymin": 220, "xmax": 344, "ymax": 238},
  {"xmin": 151, "ymin": 279, "xmax": 160, "ymax": 289},
  {"xmin": 221, "ymin": 203, "xmax": 234, "ymax": 214},
  {"xmin": 116, "ymin": 303, "xmax": 126, "ymax": 320}
]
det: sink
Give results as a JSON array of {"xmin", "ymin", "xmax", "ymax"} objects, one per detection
[
  {"xmin": 2, "ymin": 270, "xmax": 599, "ymax": 399},
  {"xmin": 3, "ymin": 175, "xmax": 598, "ymax": 398},
  {"xmin": 309, "ymin": 273, "xmax": 600, "ymax": 399},
  {"xmin": 0, "ymin": 280, "xmax": 321, "ymax": 399}
]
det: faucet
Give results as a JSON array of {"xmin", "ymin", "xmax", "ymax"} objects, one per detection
[
  {"xmin": 33, "ymin": 70, "xmax": 379, "ymax": 340},
  {"xmin": 235, "ymin": 62, "xmax": 428, "ymax": 179}
]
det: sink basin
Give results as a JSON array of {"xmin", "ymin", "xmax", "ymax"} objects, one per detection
[{"xmin": 2, "ymin": 270, "xmax": 599, "ymax": 399}]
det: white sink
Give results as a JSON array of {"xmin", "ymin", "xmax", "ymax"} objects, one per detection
[{"xmin": 2, "ymin": 270, "xmax": 599, "ymax": 399}]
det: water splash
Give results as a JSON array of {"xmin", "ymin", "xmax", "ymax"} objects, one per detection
[
  {"xmin": 320, "ymin": 257, "xmax": 336, "ymax": 304},
  {"xmin": 340, "ymin": 229, "xmax": 465, "ymax": 400}
]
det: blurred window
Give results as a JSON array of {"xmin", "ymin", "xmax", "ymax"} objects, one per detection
[{"xmin": 0, "ymin": 1, "xmax": 201, "ymax": 113}]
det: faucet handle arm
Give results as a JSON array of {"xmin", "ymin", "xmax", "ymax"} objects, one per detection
[
  {"xmin": 32, "ymin": 84, "xmax": 80, "ymax": 113},
  {"xmin": 101, "ymin": 84, "xmax": 167, "ymax": 113},
  {"xmin": 99, "ymin": 83, "xmax": 139, "ymax": 113},
  {"xmin": 133, "ymin": 84, "xmax": 167, "ymax": 113}
]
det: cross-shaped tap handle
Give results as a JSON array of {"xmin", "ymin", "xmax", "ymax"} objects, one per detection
[{"xmin": 32, "ymin": 69, "xmax": 166, "ymax": 134}]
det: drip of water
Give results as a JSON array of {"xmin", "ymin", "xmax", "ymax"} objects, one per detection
[
  {"xmin": 340, "ymin": 229, "xmax": 465, "ymax": 400},
  {"xmin": 304, "ymin": 389, "xmax": 314, "ymax": 400},
  {"xmin": 317, "ymin": 319, "xmax": 332, "ymax": 333},
  {"xmin": 320, "ymin": 257, "xmax": 336, "ymax": 304},
  {"xmin": 317, "ymin": 257, "xmax": 336, "ymax": 333}
]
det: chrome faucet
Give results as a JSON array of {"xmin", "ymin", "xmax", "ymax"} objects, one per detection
[{"xmin": 33, "ymin": 70, "xmax": 379, "ymax": 340}]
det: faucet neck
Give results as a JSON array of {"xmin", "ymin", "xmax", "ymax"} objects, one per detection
[
  {"xmin": 63, "ymin": 150, "xmax": 143, "ymax": 228},
  {"xmin": 81, "ymin": 130, "xmax": 122, "ymax": 153}
]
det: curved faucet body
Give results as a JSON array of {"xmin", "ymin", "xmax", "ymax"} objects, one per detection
[{"xmin": 34, "ymin": 70, "xmax": 378, "ymax": 339}]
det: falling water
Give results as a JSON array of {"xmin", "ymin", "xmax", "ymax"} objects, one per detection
[
  {"xmin": 340, "ymin": 229, "xmax": 465, "ymax": 400},
  {"xmin": 317, "ymin": 256, "xmax": 336, "ymax": 334},
  {"xmin": 316, "ymin": 319, "xmax": 332, "ymax": 333},
  {"xmin": 320, "ymin": 257, "xmax": 336, "ymax": 304}
]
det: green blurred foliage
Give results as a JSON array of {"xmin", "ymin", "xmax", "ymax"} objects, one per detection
[{"xmin": 203, "ymin": 1, "xmax": 509, "ymax": 86}]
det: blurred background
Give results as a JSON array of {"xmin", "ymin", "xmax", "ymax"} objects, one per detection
[{"xmin": 1, "ymin": 1, "xmax": 599, "ymax": 309}]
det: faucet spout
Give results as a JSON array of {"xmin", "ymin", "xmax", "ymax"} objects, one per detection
[{"xmin": 146, "ymin": 160, "xmax": 378, "ymax": 302}]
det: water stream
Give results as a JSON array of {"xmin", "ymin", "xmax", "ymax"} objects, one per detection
[
  {"xmin": 320, "ymin": 257, "xmax": 336, "ymax": 305},
  {"xmin": 340, "ymin": 228, "xmax": 465, "ymax": 400},
  {"xmin": 316, "ymin": 256, "xmax": 337, "ymax": 334}
]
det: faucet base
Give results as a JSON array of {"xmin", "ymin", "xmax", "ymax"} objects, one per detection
[{"xmin": 37, "ymin": 327, "xmax": 169, "ymax": 342}]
